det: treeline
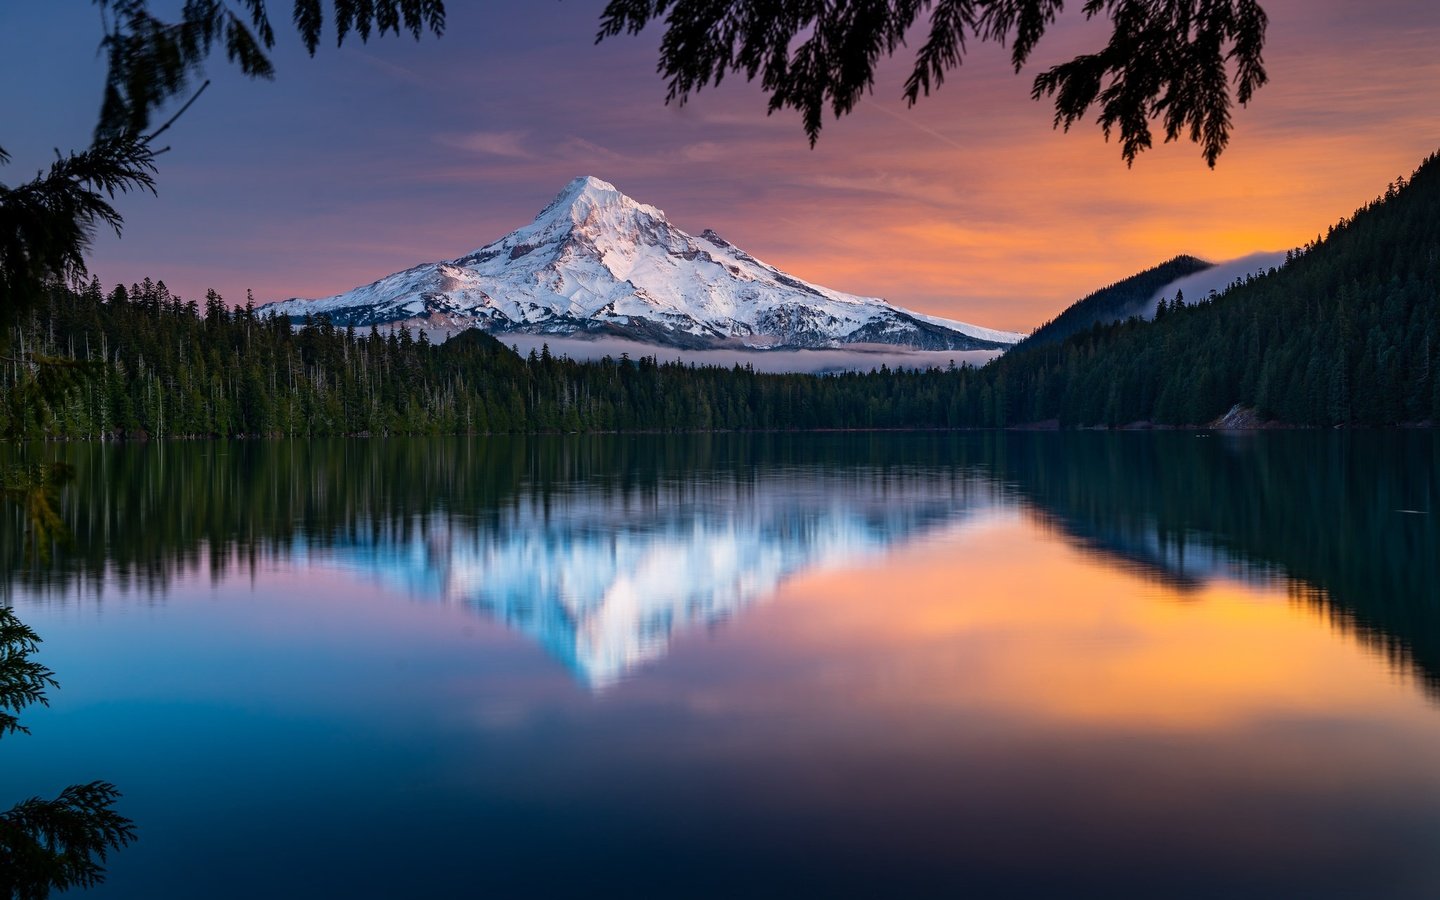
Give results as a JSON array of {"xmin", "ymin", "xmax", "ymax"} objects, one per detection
[
  {"xmin": 3, "ymin": 151, "xmax": 1437, "ymax": 436},
  {"xmin": 1, "ymin": 280, "xmax": 1004, "ymax": 438},
  {"xmin": 988, "ymin": 150, "xmax": 1440, "ymax": 427}
]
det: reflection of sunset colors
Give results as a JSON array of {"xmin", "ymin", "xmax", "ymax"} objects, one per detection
[
  {"xmin": 686, "ymin": 517, "xmax": 1436, "ymax": 734},
  {"xmin": 298, "ymin": 474, "xmax": 993, "ymax": 687},
  {"xmin": 5, "ymin": 2, "xmax": 1437, "ymax": 332},
  {"xmin": 10, "ymin": 434, "xmax": 1440, "ymax": 895}
]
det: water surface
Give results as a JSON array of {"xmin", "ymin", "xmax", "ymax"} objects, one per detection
[{"xmin": 4, "ymin": 433, "xmax": 1439, "ymax": 898}]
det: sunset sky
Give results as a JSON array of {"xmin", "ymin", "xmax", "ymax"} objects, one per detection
[{"xmin": 4, "ymin": 1, "xmax": 1438, "ymax": 332}]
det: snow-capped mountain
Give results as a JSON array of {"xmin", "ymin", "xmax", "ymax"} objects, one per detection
[{"xmin": 262, "ymin": 176, "xmax": 1023, "ymax": 351}]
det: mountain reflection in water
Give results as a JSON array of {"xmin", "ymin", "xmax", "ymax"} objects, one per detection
[
  {"xmin": 6, "ymin": 433, "xmax": 1440, "ymax": 898},
  {"xmin": 4, "ymin": 432, "xmax": 1438, "ymax": 692},
  {"xmin": 322, "ymin": 473, "xmax": 992, "ymax": 686}
]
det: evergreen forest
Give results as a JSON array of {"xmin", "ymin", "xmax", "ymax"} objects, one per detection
[{"xmin": 3, "ymin": 150, "xmax": 1437, "ymax": 438}]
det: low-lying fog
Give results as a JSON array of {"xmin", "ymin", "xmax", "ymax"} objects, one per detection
[
  {"xmin": 1144, "ymin": 251, "xmax": 1290, "ymax": 315},
  {"xmin": 501, "ymin": 335, "xmax": 1008, "ymax": 374}
]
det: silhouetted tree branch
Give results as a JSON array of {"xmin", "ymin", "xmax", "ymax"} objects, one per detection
[
  {"xmin": 0, "ymin": 607, "xmax": 136, "ymax": 899},
  {"xmin": 0, "ymin": 782, "xmax": 138, "ymax": 900},
  {"xmin": 94, "ymin": 1, "xmax": 447, "ymax": 139},
  {"xmin": 597, "ymin": 0, "xmax": 1269, "ymax": 166},
  {"xmin": 1, "ymin": 1, "xmax": 449, "ymax": 340},
  {"xmin": 0, "ymin": 609, "xmax": 58, "ymax": 738},
  {"xmin": 0, "ymin": 138, "xmax": 157, "ymax": 331}
]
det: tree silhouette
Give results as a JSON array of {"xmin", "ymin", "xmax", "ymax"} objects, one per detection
[
  {"xmin": 0, "ymin": 607, "xmax": 137, "ymax": 899},
  {"xmin": 598, "ymin": 0, "xmax": 1269, "ymax": 166},
  {"xmin": 1, "ymin": 2, "xmax": 448, "ymax": 341},
  {"xmin": 92, "ymin": 1, "xmax": 447, "ymax": 141},
  {"xmin": 0, "ymin": 139, "xmax": 156, "ymax": 334}
]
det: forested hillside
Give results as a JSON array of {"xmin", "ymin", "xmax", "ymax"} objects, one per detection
[
  {"xmin": 990, "ymin": 150, "xmax": 1440, "ymax": 426},
  {"xmin": 1020, "ymin": 255, "xmax": 1212, "ymax": 349}
]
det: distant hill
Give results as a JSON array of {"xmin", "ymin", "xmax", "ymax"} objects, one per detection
[
  {"xmin": 989, "ymin": 149, "xmax": 1440, "ymax": 427},
  {"xmin": 1020, "ymin": 255, "xmax": 1213, "ymax": 349}
]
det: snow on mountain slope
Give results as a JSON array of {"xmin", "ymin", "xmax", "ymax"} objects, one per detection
[{"xmin": 262, "ymin": 176, "xmax": 1023, "ymax": 351}]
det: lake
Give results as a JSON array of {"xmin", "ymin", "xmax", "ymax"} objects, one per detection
[{"xmin": 4, "ymin": 433, "xmax": 1440, "ymax": 898}]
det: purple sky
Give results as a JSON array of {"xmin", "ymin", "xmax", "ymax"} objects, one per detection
[{"xmin": 3, "ymin": 1, "xmax": 1438, "ymax": 332}]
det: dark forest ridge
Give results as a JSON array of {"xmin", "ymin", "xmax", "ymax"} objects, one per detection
[{"xmin": 1020, "ymin": 255, "xmax": 1215, "ymax": 349}]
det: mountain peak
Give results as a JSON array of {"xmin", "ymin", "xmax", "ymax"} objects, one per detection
[
  {"xmin": 536, "ymin": 175, "xmax": 665, "ymax": 227},
  {"xmin": 555, "ymin": 175, "xmax": 622, "ymax": 205},
  {"xmin": 566, "ymin": 174, "xmax": 619, "ymax": 195}
]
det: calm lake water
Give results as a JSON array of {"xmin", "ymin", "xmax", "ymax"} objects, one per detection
[{"xmin": 4, "ymin": 433, "xmax": 1440, "ymax": 898}]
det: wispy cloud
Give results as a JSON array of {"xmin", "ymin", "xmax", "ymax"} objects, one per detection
[
  {"xmin": 438, "ymin": 130, "xmax": 533, "ymax": 158},
  {"xmin": 679, "ymin": 141, "xmax": 727, "ymax": 162},
  {"xmin": 868, "ymin": 102, "xmax": 971, "ymax": 152},
  {"xmin": 352, "ymin": 50, "xmax": 430, "ymax": 87}
]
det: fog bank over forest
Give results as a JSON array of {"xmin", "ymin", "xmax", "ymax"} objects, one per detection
[{"xmin": 501, "ymin": 335, "xmax": 1007, "ymax": 374}]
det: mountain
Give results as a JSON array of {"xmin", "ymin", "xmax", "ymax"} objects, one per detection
[
  {"xmin": 261, "ymin": 176, "xmax": 1023, "ymax": 351},
  {"xmin": 1019, "ymin": 255, "xmax": 1213, "ymax": 349}
]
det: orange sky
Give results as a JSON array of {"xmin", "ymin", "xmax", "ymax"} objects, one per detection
[
  {"xmin": 680, "ymin": 3, "xmax": 1440, "ymax": 330},
  {"xmin": 6, "ymin": 0, "xmax": 1439, "ymax": 332}
]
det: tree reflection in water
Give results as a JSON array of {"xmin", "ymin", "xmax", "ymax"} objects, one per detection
[
  {"xmin": 6, "ymin": 433, "xmax": 1437, "ymax": 692},
  {"xmin": 0, "ymin": 431, "xmax": 1437, "ymax": 897}
]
